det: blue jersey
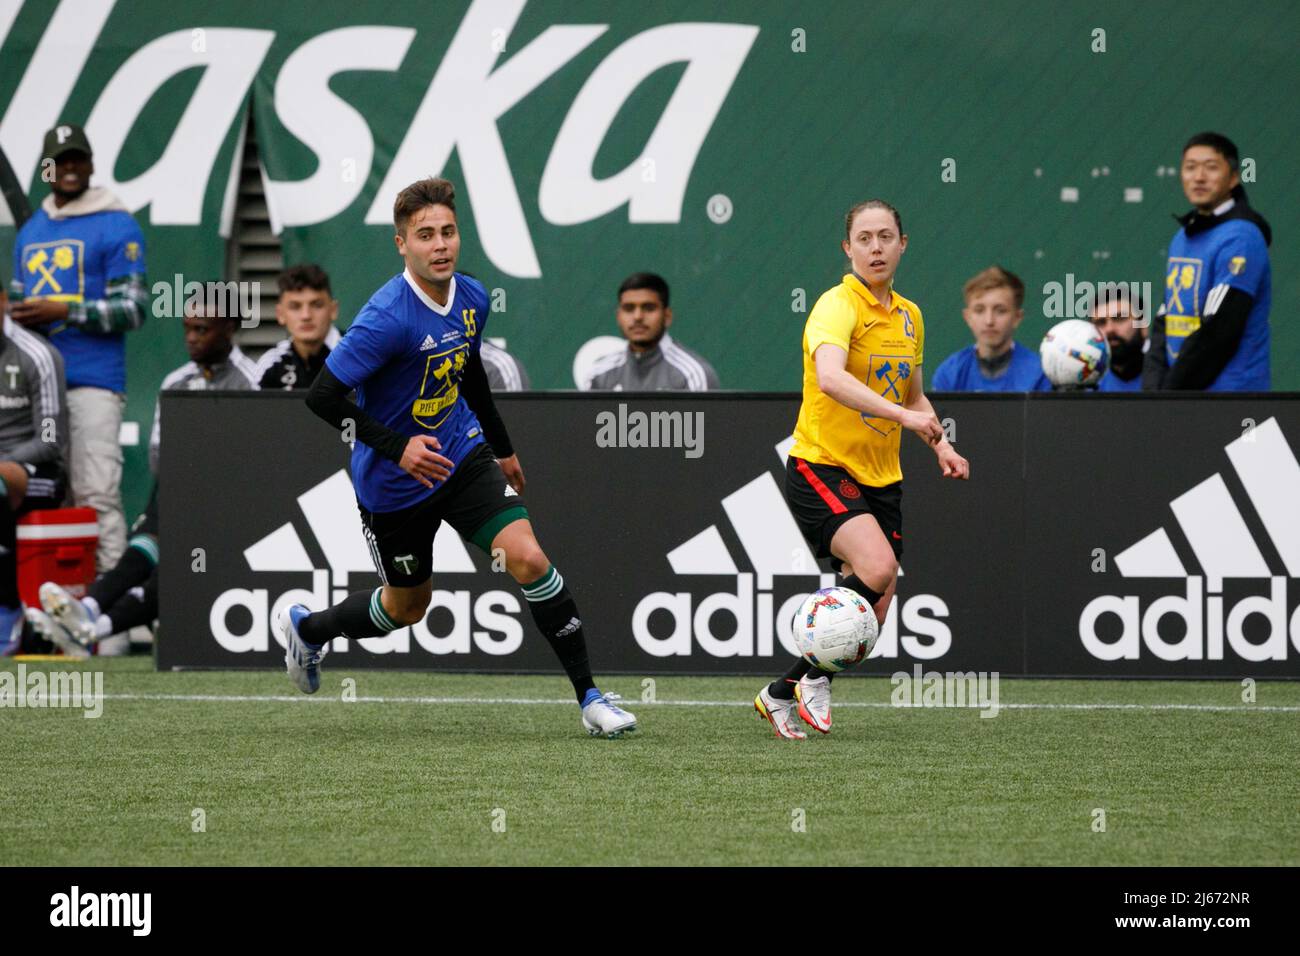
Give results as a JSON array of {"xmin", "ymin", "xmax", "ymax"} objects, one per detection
[
  {"xmin": 930, "ymin": 341, "xmax": 1051, "ymax": 392},
  {"xmin": 14, "ymin": 206, "xmax": 145, "ymax": 392},
  {"xmin": 326, "ymin": 270, "xmax": 489, "ymax": 512},
  {"xmin": 1162, "ymin": 210, "xmax": 1271, "ymax": 391},
  {"xmin": 1097, "ymin": 369, "xmax": 1142, "ymax": 392}
]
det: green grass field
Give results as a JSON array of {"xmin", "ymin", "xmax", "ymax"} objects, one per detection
[{"xmin": 1, "ymin": 657, "xmax": 1296, "ymax": 866}]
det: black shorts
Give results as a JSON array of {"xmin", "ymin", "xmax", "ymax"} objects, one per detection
[
  {"xmin": 358, "ymin": 443, "xmax": 530, "ymax": 587},
  {"xmin": 18, "ymin": 461, "xmax": 66, "ymax": 513},
  {"xmin": 785, "ymin": 456, "xmax": 903, "ymax": 564}
]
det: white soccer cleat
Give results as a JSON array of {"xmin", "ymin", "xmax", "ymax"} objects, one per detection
[
  {"xmin": 581, "ymin": 692, "xmax": 638, "ymax": 738},
  {"xmin": 39, "ymin": 582, "xmax": 97, "ymax": 648},
  {"xmin": 795, "ymin": 674, "xmax": 832, "ymax": 734},
  {"xmin": 754, "ymin": 684, "xmax": 807, "ymax": 739},
  {"xmin": 277, "ymin": 604, "xmax": 327, "ymax": 695},
  {"xmin": 25, "ymin": 607, "xmax": 89, "ymax": 659}
]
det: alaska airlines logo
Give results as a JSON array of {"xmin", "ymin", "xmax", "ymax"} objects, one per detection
[
  {"xmin": 1, "ymin": 0, "xmax": 758, "ymax": 276},
  {"xmin": 211, "ymin": 470, "xmax": 522, "ymax": 656},
  {"xmin": 633, "ymin": 435, "xmax": 951, "ymax": 659},
  {"xmin": 1080, "ymin": 417, "xmax": 1300, "ymax": 661}
]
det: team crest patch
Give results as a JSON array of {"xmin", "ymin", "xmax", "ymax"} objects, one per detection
[
  {"xmin": 860, "ymin": 353, "xmax": 914, "ymax": 436},
  {"xmin": 22, "ymin": 239, "xmax": 85, "ymax": 299},
  {"xmin": 125, "ymin": 241, "xmax": 141, "ymax": 262},
  {"xmin": 839, "ymin": 479, "xmax": 861, "ymax": 499},
  {"xmin": 1228, "ymin": 256, "xmax": 1247, "ymax": 275}
]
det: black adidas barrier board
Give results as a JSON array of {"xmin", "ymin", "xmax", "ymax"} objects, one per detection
[{"xmin": 159, "ymin": 392, "xmax": 1300, "ymax": 678}]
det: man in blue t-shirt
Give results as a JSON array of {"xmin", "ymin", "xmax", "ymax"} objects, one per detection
[
  {"xmin": 280, "ymin": 177, "xmax": 637, "ymax": 738},
  {"xmin": 930, "ymin": 266, "xmax": 1051, "ymax": 392},
  {"xmin": 1144, "ymin": 132, "xmax": 1271, "ymax": 391},
  {"xmin": 9, "ymin": 124, "xmax": 148, "ymax": 571}
]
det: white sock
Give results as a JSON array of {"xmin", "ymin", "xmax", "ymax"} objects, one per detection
[
  {"xmin": 82, "ymin": 596, "xmax": 101, "ymax": 619},
  {"xmin": 94, "ymin": 616, "xmax": 113, "ymax": 639}
]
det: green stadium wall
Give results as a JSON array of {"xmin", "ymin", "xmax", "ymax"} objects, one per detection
[{"xmin": 0, "ymin": 0, "xmax": 1296, "ymax": 516}]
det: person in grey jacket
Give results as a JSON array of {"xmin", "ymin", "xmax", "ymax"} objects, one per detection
[
  {"xmin": 0, "ymin": 283, "xmax": 69, "ymax": 653},
  {"xmin": 149, "ymin": 303, "xmax": 261, "ymax": 475},
  {"xmin": 582, "ymin": 273, "xmax": 719, "ymax": 391},
  {"xmin": 30, "ymin": 299, "xmax": 258, "ymax": 657}
]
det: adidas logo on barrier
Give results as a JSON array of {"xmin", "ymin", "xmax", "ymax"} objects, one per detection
[
  {"xmin": 209, "ymin": 470, "xmax": 522, "ymax": 656},
  {"xmin": 631, "ymin": 436, "xmax": 951, "ymax": 659},
  {"xmin": 1080, "ymin": 417, "xmax": 1300, "ymax": 661}
]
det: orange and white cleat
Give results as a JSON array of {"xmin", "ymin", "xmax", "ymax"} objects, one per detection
[
  {"xmin": 795, "ymin": 674, "xmax": 832, "ymax": 734},
  {"xmin": 754, "ymin": 684, "xmax": 807, "ymax": 739}
]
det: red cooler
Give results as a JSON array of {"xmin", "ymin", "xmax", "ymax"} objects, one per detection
[{"xmin": 16, "ymin": 507, "xmax": 99, "ymax": 609}]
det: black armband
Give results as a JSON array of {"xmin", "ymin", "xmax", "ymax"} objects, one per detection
[
  {"xmin": 1165, "ymin": 287, "xmax": 1254, "ymax": 390},
  {"xmin": 305, "ymin": 364, "xmax": 408, "ymax": 464},
  {"xmin": 459, "ymin": 350, "xmax": 515, "ymax": 458}
]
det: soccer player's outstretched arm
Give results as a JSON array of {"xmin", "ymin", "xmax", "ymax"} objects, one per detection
[{"xmin": 459, "ymin": 350, "xmax": 523, "ymax": 493}]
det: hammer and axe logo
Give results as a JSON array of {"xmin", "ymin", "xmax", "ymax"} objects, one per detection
[
  {"xmin": 860, "ymin": 355, "xmax": 913, "ymax": 436},
  {"xmin": 23, "ymin": 242, "xmax": 81, "ymax": 298},
  {"xmin": 392, "ymin": 553, "xmax": 418, "ymax": 575}
]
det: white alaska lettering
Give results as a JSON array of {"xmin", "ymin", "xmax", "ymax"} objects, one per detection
[
  {"xmin": 49, "ymin": 886, "xmax": 151, "ymax": 936},
  {"xmin": 4, "ymin": 0, "xmax": 756, "ymax": 275}
]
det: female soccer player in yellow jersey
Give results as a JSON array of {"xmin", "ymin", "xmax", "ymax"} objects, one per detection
[{"xmin": 755, "ymin": 199, "xmax": 970, "ymax": 739}]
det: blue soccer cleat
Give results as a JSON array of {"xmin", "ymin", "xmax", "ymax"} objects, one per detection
[{"xmin": 277, "ymin": 604, "xmax": 327, "ymax": 694}]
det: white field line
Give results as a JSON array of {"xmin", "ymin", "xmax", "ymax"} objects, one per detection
[{"xmin": 95, "ymin": 693, "xmax": 1300, "ymax": 713}]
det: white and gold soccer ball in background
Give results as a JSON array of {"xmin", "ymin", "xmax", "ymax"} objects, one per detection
[{"xmin": 1040, "ymin": 319, "xmax": 1111, "ymax": 387}]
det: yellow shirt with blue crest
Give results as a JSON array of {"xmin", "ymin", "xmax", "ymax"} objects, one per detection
[{"xmin": 790, "ymin": 273, "xmax": 924, "ymax": 487}]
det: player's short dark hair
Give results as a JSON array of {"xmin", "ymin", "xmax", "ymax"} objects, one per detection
[
  {"xmin": 277, "ymin": 263, "xmax": 332, "ymax": 297},
  {"xmin": 844, "ymin": 199, "xmax": 903, "ymax": 239},
  {"xmin": 393, "ymin": 177, "xmax": 456, "ymax": 236},
  {"xmin": 963, "ymin": 265, "xmax": 1025, "ymax": 309},
  {"xmin": 617, "ymin": 272, "xmax": 670, "ymax": 308},
  {"xmin": 1183, "ymin": 131, "xmax": 1240, "ymax": 171}
]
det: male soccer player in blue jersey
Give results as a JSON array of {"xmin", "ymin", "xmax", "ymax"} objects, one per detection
[
  {"xmin": 279, "ymin": 177, "xmax": 636, "ymax": 738},
  {"xmin": 1144, "ymin": 132, "xmax": 1272, "ymax": 391}
]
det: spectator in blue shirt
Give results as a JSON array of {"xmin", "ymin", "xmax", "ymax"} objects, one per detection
[
  {"xmin": 931, "ymin": 266, "xmax": 1050, "ymax": 392},
  {"xmin": 9, "ymin": 123, "xmax": 148, "ymax": 572},
  {"xmin": 1092, "ymin": 287, "xmax": 1145, "ymax": 392},
  {"xmin": 1143, "ymin": 132, "xmax": 1271, "ymax": 391}
]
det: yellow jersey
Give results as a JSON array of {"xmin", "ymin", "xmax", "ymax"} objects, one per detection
[{"xmin": 789, "ymin": 273, "xmax": 924, "ymax": 487}]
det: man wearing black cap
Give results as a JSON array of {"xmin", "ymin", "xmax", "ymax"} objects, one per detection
[
  {"xmin": 1144, "ymin": 132, "xmax": 1272, "ymax": 391},
  {"xmin": 7, "ymin": 123, "xmax": 148, "ymax": 573}
]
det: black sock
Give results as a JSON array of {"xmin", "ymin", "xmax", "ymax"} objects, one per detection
[
  {"xmin": 299, "ymin": 588, "xmax": 400, "ymax": 646},
  {"xmin": 0, "ymin": 490, "xmax": 16, "ymax": 608},
  {"xmin": 768, "ymin": 658, "xmax": 833, "ymax": 700},
  {"xmin": 521, "ymin": 566, "xmax": 595, "ymax": 703},
  {"xmin": 89, "ymin": 540, "xmax": 155, "ymax": 610},
  {"xmin": 841, "ymin": 574, "xmax": 884, "ymax": 606},
  {"xmin": 105, "ymin": 568, "xmax": 159, "ymax": 633}
]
